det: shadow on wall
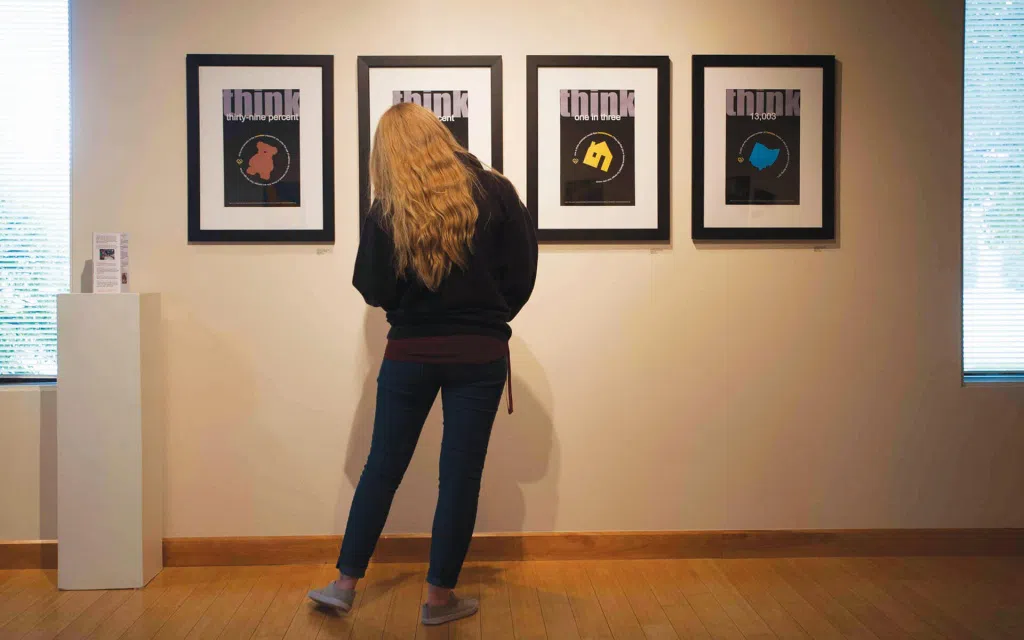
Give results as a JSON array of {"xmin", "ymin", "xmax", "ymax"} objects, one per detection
[
  {"xmin": 335, "ymin": 309, "xmax": 559, "ymax": 537},
  {"xmin": 80, "ymin": 260, "xmax": 93, "ymax": 293},
  {"xmin": 39, "ymin": 387, "xmax": 58, "ymax": 540}
]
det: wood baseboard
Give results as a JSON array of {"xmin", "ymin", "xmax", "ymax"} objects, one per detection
[
  {"xmin": 0, "ymin": 540, "xmax": 57, "ymax": 570},
  {"xmin": 5, "ymin": 529, "xmax": 1022, "ymax": 570},
  {"xmin": 161, "ymin": 528, "xmax": 1024, "ymax": 567}
]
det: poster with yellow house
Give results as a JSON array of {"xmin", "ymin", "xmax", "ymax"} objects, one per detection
[{"xmin": 559, "ymin": 89, "xmax": 636, "ymax": 206}]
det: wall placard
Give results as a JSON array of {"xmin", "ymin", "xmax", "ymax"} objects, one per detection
[
  {"xmin": 357, "ymin": 56, "xmax": 503, "ymax": 222},
  {"xmin": 527, "ymin": 55, "xmax": 671, "ymax": 243},
  {"xmin": 692, "ymin": 55, "xmax": 836, "ymax": 241}
]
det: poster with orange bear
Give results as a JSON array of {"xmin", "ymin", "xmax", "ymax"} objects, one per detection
[{"xmin": 222, "ymin": 88, "xmax": 301, "ymax": 207}]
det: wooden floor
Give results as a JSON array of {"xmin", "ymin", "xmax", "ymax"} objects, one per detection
[{"xmin": 0, "ymin": 557, "xmax": 1021, "ymax": 639}]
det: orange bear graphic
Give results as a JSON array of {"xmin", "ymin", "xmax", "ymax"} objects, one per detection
[{"xmin": 246, "ymin": 140, "xmax": 278, "ymax": 181}]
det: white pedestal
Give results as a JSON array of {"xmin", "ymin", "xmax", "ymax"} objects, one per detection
[{"xmin": 57, "ymin": 293, "xmax": 164, "ymax": 590}]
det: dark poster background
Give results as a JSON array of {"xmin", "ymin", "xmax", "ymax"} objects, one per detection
[
  {"xmin": 725, "ymin": 88, "xmax": 800, "ymax": 206},
  {"xmin": 559, "ymin": 89, "xmax": 636, "ymax": 206},
  {"xmin": 222, "ymin": 88, "xmax": 301, "ymax": 207},
  {"xmin": 443, "ymin": 114, "xmax": 469, "ymax": 148},
  {"xmin": 392, "ymin": 90, "xmax": 469, "ymax": 148}
]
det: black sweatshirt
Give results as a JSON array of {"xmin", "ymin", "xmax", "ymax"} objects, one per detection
[{"xmin": 353, "ymin": 154, "xmax": 538, "ymax": 341}]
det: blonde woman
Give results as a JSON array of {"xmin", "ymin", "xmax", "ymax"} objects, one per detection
[{"xmin": 309, "ymin": 102, "xmax": 537, "ymax": 625}]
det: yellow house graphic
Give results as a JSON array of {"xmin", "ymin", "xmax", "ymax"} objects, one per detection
[{"xmin": 583, "ymin": 140, "xmax": 613, "ymax": 172}]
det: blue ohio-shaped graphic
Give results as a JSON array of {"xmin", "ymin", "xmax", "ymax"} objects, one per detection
[{"xmin": 748, "ymin": 142, "xmax": 780, "ymax": 171}]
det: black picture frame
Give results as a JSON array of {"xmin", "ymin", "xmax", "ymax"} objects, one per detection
[
  {"xmin": 186, "ymin": 54, "xmax": 335, "ymax": 243},
  {"xmin": 692, "ymin": 54, "xmax": 836, "ymax": 242},
  {"xmin": 357, "ymin": 56, "xmax": 504, "ymax": 222},
  {"xmin": 526, "ymin": 55, "xmax": 671, "ymax": 243}
]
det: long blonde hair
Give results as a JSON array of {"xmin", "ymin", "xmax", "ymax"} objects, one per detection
[{"xmin": 370, "ymin": 102, "xmax": 479, "ymax": 291}]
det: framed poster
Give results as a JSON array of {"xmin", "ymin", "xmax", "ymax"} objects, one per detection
[
  {"xmin": 692, "ymin": 55, "xmax": 836, "ymax": 241},
  {"xmin": 357, "ymin": 56, "xmax": 503, "ymax": 221},
  {"xmin": 186, "ymin": 54, "xmax": 334, "ymax": 243},
  {"xmin": 527, "ymin": 55, "xmax": 670, "ymax": 243}
]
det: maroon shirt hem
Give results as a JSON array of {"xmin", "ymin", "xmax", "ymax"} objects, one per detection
[{"xmin": 383, "ymin": 335, "xmax": 507, "ymax": 364}]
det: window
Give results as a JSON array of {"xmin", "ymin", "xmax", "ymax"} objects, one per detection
[
  {"xmin": 964, "ymin": 0, "xmax": 1024, "ymax": 378},
  {"xmin": 0, "ymin": 0, "xmax": 70, "ymax": 381}
]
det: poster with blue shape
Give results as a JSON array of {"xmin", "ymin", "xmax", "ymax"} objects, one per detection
[{"xmin": 725, "ymin": 88, "xmax": 800, "ymax": 205}]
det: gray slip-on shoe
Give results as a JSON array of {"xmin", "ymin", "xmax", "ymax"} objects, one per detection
[
  {"xmin": 421, "ymin": 595, "xmax": 479, "ymax": 625},
  {"xmin": 308, "ymin": 581, "xmax": 356, "ymax": 613}
]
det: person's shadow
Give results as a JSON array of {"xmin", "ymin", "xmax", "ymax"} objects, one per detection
[{"xmin": 334, "ymin": 309, "xmax": 559, "ymax": 549}]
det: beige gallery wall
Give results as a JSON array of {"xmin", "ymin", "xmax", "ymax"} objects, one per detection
[{"xmin": 2, "ymin": 0, "xmax": 1022, "ymax": 542}]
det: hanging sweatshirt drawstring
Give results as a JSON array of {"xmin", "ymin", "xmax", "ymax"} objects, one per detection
[{"xmin": 506, "ymin": 342, "xmax": 514, "ymax": 414}]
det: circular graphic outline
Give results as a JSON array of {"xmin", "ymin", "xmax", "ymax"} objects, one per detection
[
  {"xmin": 738, "ymin": 130, "xmax": 790, "ymax": 179},
  {"xmin": 237, "ymin": 134, "xmax": 292, "ymax": 187},
  {"xmin": 572, "ymin": 131, "xmax": 626, "ymax": 184}
]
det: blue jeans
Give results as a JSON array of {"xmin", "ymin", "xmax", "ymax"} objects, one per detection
[{"xmin": 337, "ymin": 357, "xmax": 507, "ymax": 588}]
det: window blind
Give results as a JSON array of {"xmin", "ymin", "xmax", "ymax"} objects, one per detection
[
  {"xmin": 964, "ymin": 0, "xmax": 1024, "ymax": 376},
  {"xmin": 0, "ymin": 0, "xmax": 70, "ymax": 380}
]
